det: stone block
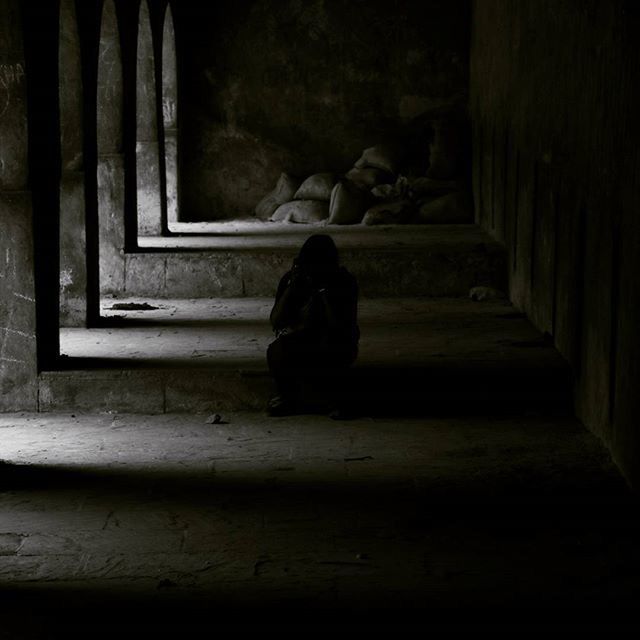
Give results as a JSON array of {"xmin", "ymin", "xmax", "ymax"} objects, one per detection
[
  {"xmin": 124, "ymin": 254, "xmax": 166, "ymax": 297},
  {"xmin": 165, "ymin": 132, "xmax": 178, "ymax": 223},
  {"xmin": 97, "ymin": 0, "xmax": 123, "ymax": 154},
  {"xmin": 59, "ymin": 0, "xmax": 83, "ymax": 172},
  {"xmin": 241, "ymin": 251, "xmax": 293, "ymax": 297},
  {"xmin": 164, "ymin": 253, "xmax": 243, "ymax": 298},
  {"xmin": 38, "ymin": 370, "xmax": 164, "ymax": 414},
  {"xmin": 165, "ymin": 370, "xmax": 272, "ymax": 412},
  {"xmin": 0, "ymin": 0, "xmax": 28, "ymax": 191}
]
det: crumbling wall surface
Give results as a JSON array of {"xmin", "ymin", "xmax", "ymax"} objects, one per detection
[
  {"xmin": 0, "ymin": 0, "xmax": 37, "ymax": 410},
  {"xmin": 470, "ymin": 0, "xmax": 640, "ymax": 485},
  {"xmin": 175, "ymin": 0, "xmax": 471, "ymax": 220}
]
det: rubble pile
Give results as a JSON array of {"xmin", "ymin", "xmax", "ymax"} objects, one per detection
[{"xmin": 254, "ymin": 118, "xmax": 473, "ymax": 225}]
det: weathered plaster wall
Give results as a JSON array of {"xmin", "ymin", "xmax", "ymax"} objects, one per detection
[
  {"xmin": 0, "ymin": 0, "xmax": 37, "ymax": 410},
  {"xmin": 470, "ymin": 0, "xmax": 640, "ymax": 485},
  {"xmin": 175, "ymin": 0, "xmax": 470, "ymax": 220},
  {"xmin": 136, "ymin": 0, "xmax": 162, "ymax": 237},
  {"xmin": 59, "ymin": 0, "xmax": 87, "ymax": 327}
]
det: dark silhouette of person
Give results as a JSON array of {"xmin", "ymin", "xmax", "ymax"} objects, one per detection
[{"xmin": 267, "ymin": 234, "xmax": 359, "ymax": 417}]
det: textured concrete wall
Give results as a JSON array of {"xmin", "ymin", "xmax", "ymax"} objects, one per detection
[
  {"xmin": 162, "ymin": 3, "xmax": 178, "ymax": 224},
  {"xmin": 0, "ymin": 0, "xmax": 37, "ymax": 410},
  {"xmin": 176, "ymin": 0, "xmax": 470, "ymax": 220},
  {"xmin": 98, "ymin": 0, "xmax": 126, "ymax": 296},
  {"xmin": 470, "ymin": 0, "xmax": 640, "ymax": 486},
  {"xmin": 59, "ymin": 0, "xmax": 87, "ymax": 327},
  {"xmin": 136, "ymin": 0, "xmax": 162, "ymax": 236},
  {"xmin": 114, "ymin": 233, "xmax": 506, "ymax": 299}
]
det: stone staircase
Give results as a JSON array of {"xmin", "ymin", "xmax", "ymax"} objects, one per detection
[{"xmin": 44, "ymin": 224, "xmax": 572, "ymax": 416}]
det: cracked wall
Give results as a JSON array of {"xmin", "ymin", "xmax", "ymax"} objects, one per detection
[{"xmin": 470, "ymin": 0, "xmax": 640, "ymax": 486}]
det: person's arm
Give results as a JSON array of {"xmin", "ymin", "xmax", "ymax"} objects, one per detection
[
  {"xmin": 270, "ymin": 268, "xmax": 311, "ymax": 331},
  {"xmin": 315, "ymin": 274, "xmax": 358, "ymax": 336}
]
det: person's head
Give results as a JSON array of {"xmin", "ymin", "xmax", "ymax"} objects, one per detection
[{"xmin": 296, "ymin": 234, "xmax": 339, "ymax": 276}]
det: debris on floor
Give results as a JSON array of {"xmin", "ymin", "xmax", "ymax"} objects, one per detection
[
  {"xmin": 109, "ymin": 302, "xmax": 159, "ymax": 311},
  {"xmin": 469, "ymin": 286, "xmax": 506, "ymax": 301}
]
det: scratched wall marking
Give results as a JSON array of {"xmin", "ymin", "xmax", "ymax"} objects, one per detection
[{"xmin": 0, "ymin": 62, "xmax": 25, "ymax": 119}]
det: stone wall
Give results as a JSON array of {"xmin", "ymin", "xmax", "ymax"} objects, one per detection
[
  {"xmin": 175, "ymin": 0, "xmax": 470, "ymax": 220},
  {"xmin": 59, "ymin": 0, "xmax": 87, "ymax": 327},
  {"xmin": 470, "ymin": 0, "xmax": 640, "ymax": 486},
  {"xmin": 98, "ymin": 0, "xmax": 126, "ymax": 296},
  {"xmin": 0, "ymin": 0, "xmax": 37, "ymax": 410}
]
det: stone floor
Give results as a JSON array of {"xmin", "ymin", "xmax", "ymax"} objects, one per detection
[
  {"xmin": 155, "ymin": 219, "xmax": 494, "ymax": 249},
  {"xmin": 49, "ymin": 297, "xmax": 571, "ymax": 415},
  {"xmin": 0, "ymin": 411, "xmax": 638, "ymax": 636},
  {"xmin": 60, "ymin": 297, "xmax": 562, "ymax": 370}
]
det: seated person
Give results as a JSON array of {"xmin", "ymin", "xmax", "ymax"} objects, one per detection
[{"xmin": 267, "ymin": 234, "xmax": 359, "ymax": 417}]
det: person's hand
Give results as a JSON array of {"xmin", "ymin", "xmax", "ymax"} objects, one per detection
[{"xmin": 288, "ymin": 265, "xmax": 312, "ymax": 291}]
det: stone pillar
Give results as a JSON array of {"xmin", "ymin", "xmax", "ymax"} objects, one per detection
[
  {"xmin": 59, "ymin": 0, "xmax": 87, "ymax": 327},
  {"xmin": 98, "ymin": 0, "xmax": 126, "ymax": 297},
  {"xmin": 0, "ymin": 0, "xmax": 37, "ymax": 410},
  {"xmin": 137, "ymin": 0, "xmax": 162, "ymax": 236},
  {"xmin": 162, "ymin": 3, "xmax": 178, "ymax": 225}
]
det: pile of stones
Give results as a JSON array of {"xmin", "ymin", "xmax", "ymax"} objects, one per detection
[{"xmin": 254, "ymin": 120, "xmax": 472, "ymax": 225}]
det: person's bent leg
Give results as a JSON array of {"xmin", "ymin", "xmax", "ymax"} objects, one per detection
[{"xmin": 266, "ymin": 334, "xmax": 313, "ymax": 414}]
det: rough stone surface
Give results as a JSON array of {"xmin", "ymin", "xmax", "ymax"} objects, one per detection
[
  {"xmin": 136, "ymin": 141, "xmax": 162, "ymax": 237},
  {"xmin": 123, "ymin": 254, "xmax": 166, "ymax": 298},
  {"xmin": 58, "ymin": 1, "xmax": 86, "ymax": 328},
  {"xmin": 0, "ymin": 192, "xmax": 37, "ymax": 411},
  {"xmin": 112, "ymin": 224, "xmax": 507, "ymax": 299},
  {"xmin": 471, "ymin": 0, "xmax": 640, "ymax": 486},
  {"xmin": 0, "ymin": 1, "xmax": 35, "ymax": 411},
  {"xmin": 163, "ymin": 5, "xmax": 179, "ymax": 223},
  {"xmin": 162, "ymin": 4, "xmax": 177, "ymax": 132},
  {"xmin": 0, "ymin": 411, "xmax": 637, "ymax": 633},
  {"xmin": 164, "ymin": 133, "xmax": 178, "ymax": 223},
  {"xmin": 59, "ymin": 173, "xmax": 87, "ymax": 327},
  {"xmin": 163, "ymin": 253, "xmax": 244, "ymax": 298},
  {"xmin": 39, "ymin": 370, "xmax": 165, "ymax": 414},
  {"xmin": 98, "ymin": 156, "xmax": 125, "ymax": 296},
  {"xmin": 58, "ymin": 0, "xmax": 83, "ymax": 173}
]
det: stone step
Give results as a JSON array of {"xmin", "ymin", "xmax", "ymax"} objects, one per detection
[
  {"xmin": 41, "ymin": 298, "xmax": 573, "ymax": 416},
  {"xmin": 108, "ymin": 224, "xmax": 506, "ymax": 299}
]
